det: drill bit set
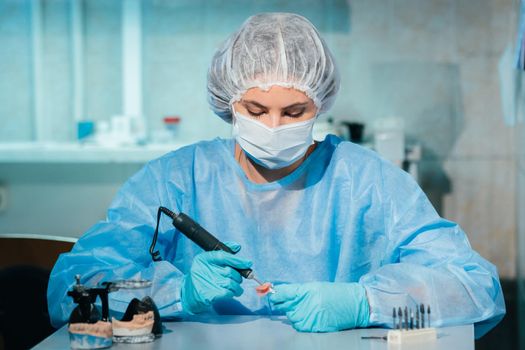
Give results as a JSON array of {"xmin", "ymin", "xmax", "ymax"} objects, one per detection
[
  {"xmin": 387, "ymin": 303, "xmax": 436, "ymax": 344},
  {"xmin": 393, "ymin": 304, "xmax": 431, "ymax": 330}
]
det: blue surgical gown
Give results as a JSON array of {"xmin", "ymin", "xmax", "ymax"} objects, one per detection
[{"xmin": 47, "ymin": 135, "xmax": 505, "ymax": 337}]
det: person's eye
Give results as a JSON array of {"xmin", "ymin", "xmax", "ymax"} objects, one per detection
[
  {"xmin": 285, "ymin": 110, "xmax": 305, "ymax": 118},
  {"xmin": 248, "ymin": 110, "xmax": 265, "ymax": 117}
]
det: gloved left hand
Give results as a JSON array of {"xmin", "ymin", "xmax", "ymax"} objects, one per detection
[{"xmin": 269, "ymin": 282, "xmax": 370, "ymax": 332}]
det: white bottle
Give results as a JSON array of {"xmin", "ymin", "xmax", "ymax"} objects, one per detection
[{"xmin": 373, "ymin": 117, "xmax": 405, "ymax": 167}]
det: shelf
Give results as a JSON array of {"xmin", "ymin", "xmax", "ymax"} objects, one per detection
[
  {"xmin": 0, "ymin": 141, "xmax": 422, "ymax": 165},
  {"xmin": 0, "ymin": 142, "xmax": 188, "ymax": 163}
]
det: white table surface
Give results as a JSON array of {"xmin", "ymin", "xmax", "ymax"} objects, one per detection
[{"xmin": 33, "ymin": 315, "xmax": 474, "ymax": 350}]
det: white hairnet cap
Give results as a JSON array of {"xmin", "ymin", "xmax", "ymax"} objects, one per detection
[{"xmin": 207, "ymin": 12, "xmax": 340, "ymax": 123}]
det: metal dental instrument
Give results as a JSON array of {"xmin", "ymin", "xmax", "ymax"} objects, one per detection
[
  {"xmin": 368, "ymin": 304, "xmax": 437, "ymax": 345},
  {"xmin": 404, "ymin": 306, "xmax": 408, "ymax": 330},
  {"xmin": 149, "ymin": 206, "xmax": 270, "ymax": 288},
  {"xmin": 361, "ymin": 336, "xmax": 387, "ymax": 340},
  {"xmin": 393, "ymin": 308, "xmax": 396, "ymax": 329},
  {"xmin": 380, "ymin": 304, "xmax": 437, "ymax": 345},
  {"xmin": 420, "ymin": 304, "xmax": 425, "ymax": 328}
]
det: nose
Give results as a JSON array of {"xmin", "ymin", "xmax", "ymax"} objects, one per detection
[{"xmin": 265, "ymin": 113, "xmax": 281, "ymax": 128}]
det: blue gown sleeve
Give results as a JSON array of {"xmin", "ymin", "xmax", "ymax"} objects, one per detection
[
  {"xmin": 359, "ymin": 160, "xmax": 506, "ymax": 338},
  {"xmin": 47, "ymin": 159, "xmax": 187, "ymax": 328}
]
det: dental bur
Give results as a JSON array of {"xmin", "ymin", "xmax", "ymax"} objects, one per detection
[{"xmin": 385, "ymin": 303, "xmax": 436, "ymax": 344}]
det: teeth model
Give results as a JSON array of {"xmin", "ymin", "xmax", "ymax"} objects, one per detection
[
  {"xmin": 68, "ymin": 321, "xmax": 113, "ymax": 349},
  {"xmin": 112, "ymin": 311, "xmax": 155, "ymax": 336}
]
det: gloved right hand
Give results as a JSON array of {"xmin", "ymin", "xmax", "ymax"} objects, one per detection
[{"xmin": 180, "ymin": 242, "xmax": 252, "ymax": 314}]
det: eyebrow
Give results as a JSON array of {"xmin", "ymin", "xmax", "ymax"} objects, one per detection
[{"xmin": 242, "ymin": 100, "xmax": 309, "ymax": 110}]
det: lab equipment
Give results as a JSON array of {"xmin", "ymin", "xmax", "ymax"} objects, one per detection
[
  {"xmin": 373, "ymin": 117, "xmax": 405, "ymax": 167},
  {"xmin": 67, "ymin": 275, "xmax": 113, "ymax": 349},
  {"xmin": 150, "ymin": 206, "xmax": 263, "ymax": 284},
  {"xmin": 93, "ymin": 121, "xmax": 111, "ymax": 146},
  {"xmin": 420, "ymin": 303, "xmax": 425, "ymax": 328},
  {"xmin": 153, "ymin": 116, "xmax": 182, "ymax": 143},
  {"xmin": 392, "ymin": 304, "xmax": 431, "ymax": 331},
  {"xmin": 87, "ymin": 115, "xmax": 146, "ymax": 146},
  {"xmin": 404, "ymin": 306, "xmax": 408, "ymax": 330},
  {"xmin": 77, "ymin": 121, "xmax": 95, "ymax": 142},
  {"xmin": 387, "ymin": 303, "xmax": 436, "ymax": 344},
  {"xmin": 68, "ymin": 276, "xmax": 115, "ymax": 324},
  {"xmin": 341, "ymin": 121, "xmax": 365, "ymax": 143},
  {"xmin": 269, "ymin": 282, "xmax": 369, "ymax": 332},
  {"xmin": 232, "ymin": 110, "xmax": 315, "ymax": 169},
  {"xmin": 110, "ymin": 115, "xmax": 135, "ymax": 146},
  {"xmin": 163, "ymin": 116, "xmax": 181, "ymax": 139},
  {"xmin": 48, "ymin": 135, "xmax": 504, "ymax": 337},
  {"xmin": 392, "ymin": 304, "xmax": 430, "ymax": 330},
  {"xmin": 112, "ymin": 312, "xmax": 154, "ymax": 342},
  {"xmin": 392, "ymin": 308, "xmax": 396, "ymax": 329},
  {"xmin": 112, "ymin": 296, "xmax": 162, "ymax": 344},
  {"xmin": 149, "ymin": 206, "xmax": 271, "ymax": 314},
  {"xmin": 207, "ymin": 13, "xmax": 340, "ymax": 123},
  {"xmin": 312, "ymin": 117, "xmax": 340, "ymax": 141},
  {"xmin": 387, "ymin": 327, "xmax": 437, "ymax": 344},
  {"xmin": 363, "ymin": 303, "xmax": 436, "ymax": 344},
  {"xmin": 66, "ymin": 275, "xmax": 159, "ymax": 349}
]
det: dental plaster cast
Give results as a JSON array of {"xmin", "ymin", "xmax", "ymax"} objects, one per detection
[{"xmin": 111, "ymin": 311, "xmax": 155, "ymax": 336}]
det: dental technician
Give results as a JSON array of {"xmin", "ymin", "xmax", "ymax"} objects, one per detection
[{"xmin": 48, "ymin": 13, "xmax": 505, "ymax": 337}]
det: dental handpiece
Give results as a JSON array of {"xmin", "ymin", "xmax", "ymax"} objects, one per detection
[{"xmin": 150, "ymin": 207, "xmax": 264, "ymax": 285}]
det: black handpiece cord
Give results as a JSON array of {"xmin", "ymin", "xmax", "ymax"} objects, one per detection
[
  {"xmin": 149, "ymin": 206, "xmax": 255, "ymax": 280},
  {"xmin": 149, "ymin": 207, "xmax": 167, "ymax": 262}
]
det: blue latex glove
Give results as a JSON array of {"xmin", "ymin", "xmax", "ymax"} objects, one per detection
[
  {"xmin": 269, "ymin": 282, "xmax": 370, "ymax": 332},
  {"xmin": 181, "ymin": 242, "xmax": 252, "ymax": 314}
]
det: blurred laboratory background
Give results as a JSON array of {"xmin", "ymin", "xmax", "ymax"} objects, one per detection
[{"xmin": 0, "ymin": 0, "xmax": 524, "ymax": 349}]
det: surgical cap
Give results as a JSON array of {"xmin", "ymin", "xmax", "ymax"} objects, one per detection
[{"xmin": 207, "ymin": 13, "xmax": 340, "ymax": 123}]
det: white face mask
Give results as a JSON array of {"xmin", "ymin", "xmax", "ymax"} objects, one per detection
[{"xmin": 232, "ymin": 110, "xmax": 315, "ymax": 169}]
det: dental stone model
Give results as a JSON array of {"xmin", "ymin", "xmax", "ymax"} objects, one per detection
[
  {"xmin": 112, "ymin": 296, "xmax": 162, "ymax": 343},
  {"xmin": 66, "ymin": 276, "xmax": 161, "ymax": 348},
  {"xmin": 112, "ymin": 311, "xmax": 154, "ymax": 336},
  {"xmin": 69, "ymin": 321, "xmax": 112, "ymax": 349}
]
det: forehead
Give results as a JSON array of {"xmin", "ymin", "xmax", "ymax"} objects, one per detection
[{"xmin": 241, "ymin": 86, "xmax": 312, "ymax": 107}]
